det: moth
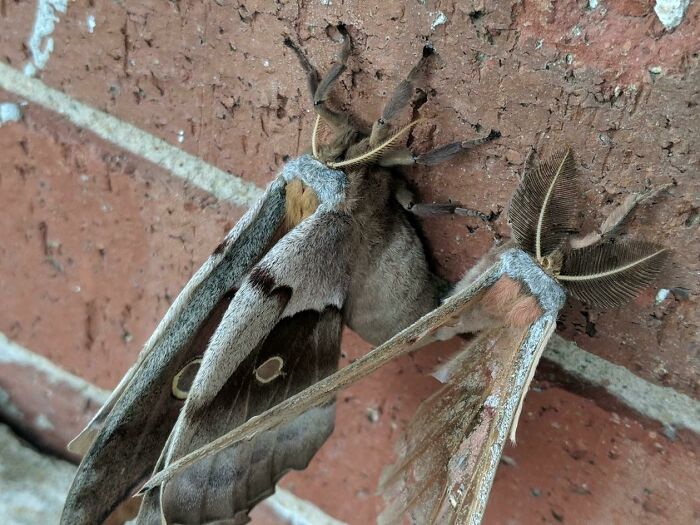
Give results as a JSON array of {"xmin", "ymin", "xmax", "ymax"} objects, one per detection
[
  {"xmin": 61, "ymin": 29, "xmax": 500, "ymax": 525},
  {"xmin": 142, "ymin": 150, "xmax": 668, "ymax": 523}
]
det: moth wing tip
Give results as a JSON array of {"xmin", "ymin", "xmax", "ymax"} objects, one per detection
[{"xmin": 66, "ymin": 428, "xmax": 96, "ymax": 456}]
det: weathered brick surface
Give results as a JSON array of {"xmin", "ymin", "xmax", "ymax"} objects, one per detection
[
  {"xmin": 485, "ymin": 387, "xmax": 700, "ymax": 524},
  {"xmin": 0, "ymin": 1, "xmax": 698, "ymax": 523},
  {"xmin": 2, "ymin": 0, "xmax": 697, "ymax": 397},
  {"xmin": 0, "ymin": 101, "xmax": 243, "ymax": 388},
  {"xmin": 273, "ymin": 331, "xmax": 700, "ymax": 524}
]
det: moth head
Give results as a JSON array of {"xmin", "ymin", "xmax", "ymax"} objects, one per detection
[
  {"xmin": 539, "ymin": 249, "xmax": 563, "ymax": 276},
  {"xmin": 508, "ymin": 148, "xmax": 669, "ymax": 309},
  {"xmin": 285, "ymin": 31, "xmax": 440, "ymax": 174},
  {"xmin": 311, "ymin": 115, "xmax": 424, "ymax": 171}
]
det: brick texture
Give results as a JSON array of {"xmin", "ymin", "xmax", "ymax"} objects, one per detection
[{"xmin": 1, "ymin": 0, "xmax": 698, "ymax": 523}]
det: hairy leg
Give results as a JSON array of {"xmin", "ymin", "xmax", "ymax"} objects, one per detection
[
  {"xmin": 394, "ymin": 181, "xmax": 501, "ymax": 241},
  {"xmin": 379, "ymin": 129, "xmax": 501, "ymax": 167},
  {"xmin": 284, "ymin": 26, "xmax": 353, "ymax": 129},
  {"xmin": 369, "ymin": 45, "xmax": 434, "ymax": 146}
]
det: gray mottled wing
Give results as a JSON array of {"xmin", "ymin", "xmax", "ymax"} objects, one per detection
[
  {"xmin": 139, "ymin": 307, "xmax": 342, "ymax": 524},
  {"xmin": 141, "ymin": 209, "xmax": 352, "ymax": 524},
  {"xmin": 378, "ymin": 316, "xmax": 557, "ymax": 525},
  {"xmin": 61, "ymin": 178, "xmax": 289, "ymax": 525}
]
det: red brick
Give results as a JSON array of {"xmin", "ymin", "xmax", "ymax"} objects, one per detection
[
  {"xmin": 1, "ymin": 1, "xmax": 698, "ymax": 523},
  {"xmin": 3, "ymin": 0, "xmax": 693, "ymax": 396},
  {"xmin": 0, "ymin": 100, "xmax": 243, "ymax": 388},
  {"xmin": 485, "ymin": 387, "xmax": 700, "ymax": 525}
]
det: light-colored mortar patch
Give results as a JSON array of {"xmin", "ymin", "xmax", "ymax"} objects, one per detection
[
  {"xmin": 267, "ymin": 488, "xmax": 347, "ymax": 525},
  {"xmin": 0, "ymin": 424, "xmax": 75, "ymax": 525},
  {"xmin": 0, "ymin": 102, "xmax": 21, "ymax": 124},
  {"xmin": 430, "ymin": 10, "xmax": 448, "ymax": 30},
  {"xmin": 86, "ymin": 14, "xmax": 96, "ymax": 34},
  {"xmin": 0, "ymin": 332, "xmax": 108, "ymax": 406},
  {"xmin": 544, "ymin": 335, "xmax": 700, "ymax": 434},
  {"xmin": 654, "ymin": 0, "xmax": 691, "ymax": 29},
  {"xmin": 24, "ymin": 0, "xmax": 68, "ymax": 76},
  {"xmin": 0, "ymin": 63, "xmax": 261, "ymax": 208}
]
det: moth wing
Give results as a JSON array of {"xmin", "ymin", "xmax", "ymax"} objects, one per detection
[
  {"xmin": 147, "ymin": 210, "xmax": 352, "ymax": 524},
  {"xmin": 378, "ymin": 315, "xmax": 557, "ymax": 525},
  {"xmin": 61, "ymin": 178, "xmax": 289, "ymax": 525},
  {"xmin": 141, "ymin": 261, "xmax": 503, "ymax": 493}
]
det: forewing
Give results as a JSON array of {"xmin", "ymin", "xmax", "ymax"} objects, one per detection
[
  {"xmin": 150, "ymin": 308, "xmax": 342, "ymax": 524},
  {"xmin": 147, "ymin": 210, "xmax": 353, "ymax": 524},
  {"xmin": 61, "ymin": 179, "xmax": 288, "ymax": 525},
  {"xmin": 379, "ymin": 315, "xmax": 558, "ymax": 525}
]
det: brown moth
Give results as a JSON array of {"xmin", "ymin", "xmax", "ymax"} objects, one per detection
[
  {"xmin": 143, "ymin": 149, "xmax": 668, "ymax": 524},
  {"xmin": 61, "ymin": 28, "xmax": 500, "ymax": 525}
]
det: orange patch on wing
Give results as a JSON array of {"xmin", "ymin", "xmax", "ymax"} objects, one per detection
[
  {"xmin": 506, "ymin": 295, "xmax": 543, "ymax": 328},
  {"xmin": 481, "ymin": 277, "xmax": 522, "ymax": 318},
  {"xmin": 480, "ymin": 276, "xmax": 543, "ymax": 328},
  {"xmin": 284, "ymin": 179, "xmax": 319, "ymax": 229}
]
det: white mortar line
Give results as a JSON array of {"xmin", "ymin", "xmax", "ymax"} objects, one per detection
[
  {"xmin": 0, "ymin": 333, "xmax": 347, "ymax": 524},
  {"xmin": 544, "ymin": 335, "xmax": 700, "ymax": 434},
  {"xmin": 0, "ymin": 332, "xmax": 108, "ymax": 406},
  {"xmin": 0, "ymin": 63, "xmax": 262, "ymax": 208},
  {"xmin": 0, "ymin": 66, "xmax": 696, "ymax": 434},
  {"xmin": 267, "ymin": 488, "xmax": 346, "ymax": 525}
]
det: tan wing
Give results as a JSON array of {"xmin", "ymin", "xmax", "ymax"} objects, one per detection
[{"xmin": 379, "ymin": 315, "xmax": 557, "ymax": 525}]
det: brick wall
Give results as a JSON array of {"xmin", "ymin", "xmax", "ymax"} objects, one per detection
[{"xmin": 1, "ymin": 1, "xmax": 698, "ymax": 523}]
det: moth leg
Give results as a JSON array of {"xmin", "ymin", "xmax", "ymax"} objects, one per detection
[
  {"xmin": 413, "ymin": 202, "xmax": 501, "ymax": 242},
  {"xmin": 379, "ymin": 129, "xmax": 501, "ymax": 167},
  {"xmin": 569, "ymin": 185, "xmax": 670, "ymax": 249},
  {"xmin": 369, "ymin": 45, "xmax": 434, "ymax": 146},
  {"xmin": 394, "ymin": 181, "xmax": 501, "ymax": 240},
  {"xmin": 284, "ymin": 26, "xmax": 352, "ymax": 129}
]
